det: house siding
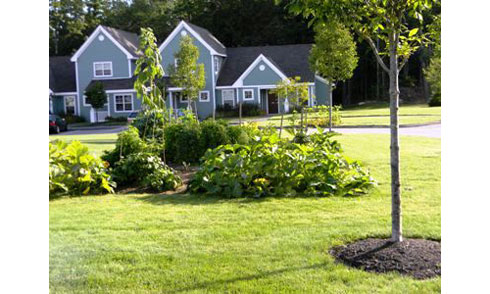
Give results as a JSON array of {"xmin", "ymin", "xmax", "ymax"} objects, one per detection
[
  {"xmin": 243, "ymin": 61, "xmax": 283, "ymax": 86},
  {"xmin": 76, "ymin": 32, "xmax": 132, "ymax": 121},
  {"xmin": 315, "ymin": 76, "xmax": 330, "ymax": 106},
  {"xmin": 107, "ymin": 92, "xmax": 141, "ymax": 118},
  {"xmin": 161, "ymin": 27, "xmax": 214, "ymax": 119}
]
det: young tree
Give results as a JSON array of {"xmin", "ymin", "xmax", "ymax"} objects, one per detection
[
  {"xmin": 85, "ymin": 81, "xmax": 107, "ymax": 123},
  {"xmin": 133, "ymin": 27, "xmax": 168, "ymax": 161},
  {"xmin": 169, "ymin": 35, "xmax": 205, "ymax": 121},
  {"xmin": 134, "ymin": 27, "xmax": 166, "ymax": 111},
  {"xmin": 286, "ymin": 0, "xmax": 436, "ymax": 242},
  {"xmin": 309, "ymin": 21, "xmax": 358, "ymax": 132},
  {"xmin": 271, "ymin": 77, "xmax": 309, "ymax": 137}
]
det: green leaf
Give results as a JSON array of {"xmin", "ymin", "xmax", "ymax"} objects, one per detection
[{"xmin": 409, "ymin": 28, "xmax": 419, "ymax": 37}]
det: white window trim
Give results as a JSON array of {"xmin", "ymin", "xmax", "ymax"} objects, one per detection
[
  {"xmin": 113, "ymin": 93, "xmax": 134, "ymax": 113},
  {"xmin": 174, "ymin": 58, "xmax": 179, "ymax": 68},
  {"xmin": 222, "ymin": 89, "xmax": 235, "ymax": 107},
  {"xmin": 159, "ymin": 21, "xmax": 226, "ymax": 57},
  {"xmin": 231, "ymin": 54, "xmax": 288, "ymax": 87},
  {"xmin": 71, "ymin": 26, "xmax": 136, "ymax": 62},
  {"xmin": 243, "ymin": 89, "xmax": 254, "ymax": 101},
  {"xmin": 178, "ymin": 93, "xmax": 189, "ymax": 103},
  {"xmin": 199, "ymin": 91, "xmax": 210, "ymax": 102},
  {"xmin": 93, "ymin": 61, "xmax": 113, "ymax": 78}
]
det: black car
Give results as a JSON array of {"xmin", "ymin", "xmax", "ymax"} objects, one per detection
[{"xmin": 49, "ymin": 114, "xmax": 68, "ymax": 134}]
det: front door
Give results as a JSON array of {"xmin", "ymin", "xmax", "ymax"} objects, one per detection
[{"xmin": 268, "ymin": 92, "xmax": 278, "ymax": 114}]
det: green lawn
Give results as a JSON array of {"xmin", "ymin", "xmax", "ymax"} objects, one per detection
[
  {"xmin": 50, "ymin": 133, "xmax": 441, "ymax": 293},
  {"xmin": 226, "ymin": 103, "xmax": 441, "ymax": 127},
  {"xmin": 50, "ymin": 134, "xmax": 117, "ymax": 157}
]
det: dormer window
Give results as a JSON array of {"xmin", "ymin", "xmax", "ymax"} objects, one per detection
[{"xmin": 94, "ymin": 62, "xmax": 112, "ymax": 77}]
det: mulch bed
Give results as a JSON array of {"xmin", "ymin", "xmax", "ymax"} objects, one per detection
[{"xmin": 330, "ymin": 238, "xmax": 441, "ymax": 279}]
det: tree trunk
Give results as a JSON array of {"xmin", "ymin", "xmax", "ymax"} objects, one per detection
[
  {"xmin": 300, "ymin": 107, "xmax": 304, "ymax": 133},
  {"xmin": 95, "ymin": 108, "xmax": 98, "ymax": 123},
  {"xmin": 239, "ymin": 101, "xmax": 242, "ymax": 126},
  {"xmin": 279, "ymin": 113, "xmax": 284, "ymax": 138},
  {"xmin": 304, "ymin": 107, "xmax": 308, "ymax": 134},
  {"xmin": 194, "ymin": 100, "xmax": 199, "ymax": 123},
  {"xmin": 329, "ymin": 83, "xmax": 333, "ymax": 132},
  {"xmin": 389, "ymin": 32, "xmax": 402, "ymax": 243}
]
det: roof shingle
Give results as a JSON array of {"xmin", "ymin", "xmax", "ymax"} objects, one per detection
[
  {"xmin": 101, "ymin": 26, "xmax": 141, "ymax": 57},
  {"xmin": 49, "ymin": 56, "xmax": 76, "ymax": 93}
]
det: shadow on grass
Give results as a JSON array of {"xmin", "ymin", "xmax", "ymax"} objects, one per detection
[
  {"xmin": 134, "ymin": 193, "xmax": 272, "ymax": 206},
  {"xmin": 167, "ymin": 262, "xmax": 328, "ymax": 293}
]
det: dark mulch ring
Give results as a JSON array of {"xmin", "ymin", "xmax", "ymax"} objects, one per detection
[{"xmin": 330, "ymin": 238, "xmax": 441, "ymax": 279}]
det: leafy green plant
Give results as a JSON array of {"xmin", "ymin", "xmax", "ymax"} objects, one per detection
[
  {"xmin": 112, "ymin": 152, "xmax": 181, "ymax": 192},
  {"xmin": 227, "ymin": 125, "xmax": 250, "ymax": 145},
  {"xmin": 84, "ymin": 81, "xmax": 107, "ymax": 122},
  {"xmin": 101, "ymin": 126, "xmax": 149, "ymax": 167},
  {"xmin": 200, "ymin": 120, "xmax": 230, "ymax": 151},
  {"xmin": 164, "ymin": 122, "xmax": 203, "ymax": 164},
  {"xmin": 190, "ymin": 133, "xmax": 375, "ymax": 198},
  {"xmin": 49, "ymin": 140, "xmax": 115, "ymax": 196},
  {"xmin": 308, "ymin": 105, "xmax": 342, "ymax": 126}
]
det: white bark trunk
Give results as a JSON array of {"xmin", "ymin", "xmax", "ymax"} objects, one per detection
[{"xmin": 389, "ymin": 32, "xmax": 402, "ymax": 243}]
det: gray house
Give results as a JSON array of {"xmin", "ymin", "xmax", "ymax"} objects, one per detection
[{"xmin": 49, "ymin": 21, "xmax": 330, "ymax": 122}]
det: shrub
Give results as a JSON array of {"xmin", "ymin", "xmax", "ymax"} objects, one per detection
[
  {"xmin": 425, "ymin": 56, "xmax": 441, "ymax": 107},
  {"xmin": 101, "ymin": 126, "xmax": 148, "ymax": 167},
  {"xmin": 164, "ymin": 122, "xmax": 202, "ymax": 164},
  {"xmin": 49, "ymin": 140, "xmax": 115, "ymax": 196},
  {"xmin": 200, "ymin": 120, "xmax": 230, "ymax": 151},
  {"xmin": 131, "ymin": 109, "xmax": 168, "ymax": 140},
  {"xmin": 227, "ymin": 125, "xmax": 250, "ymax": 145},
  {"xmin": 112, "ymin": 152, "xmax": 181, "ymax": 192},
  {"xmin": 308, "ymin": 105, "xmax": 342, "ymax": 126},
  {"xmin": 106, "ymin": 116, "xmax": 128, "ymax": 122},
  {"xmin": 190, "ymin": 133, "xmax": 375, "ymax": 198},
  {"xmin": 216, "ymin": 103, "xmax": 264, "ymax": 118},
  {"xmin": 60, "ymin": 114, "xmax": 85, "ymax": 124}
]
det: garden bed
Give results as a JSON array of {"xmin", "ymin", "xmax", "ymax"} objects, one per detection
[{"xmin": 330, "ymin": 238, "xmax": 441, "ymax": 279}]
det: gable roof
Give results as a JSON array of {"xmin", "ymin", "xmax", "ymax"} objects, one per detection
[
  {"xmin": 71, "ymin": 25, "xmax": 140, "ymax": 62},
  {"xmin": 159, "ymin": 21, "xmax": 227, "ymax": 56},
  {"xmin": 101, "ymin": 26, "xmax": 140, "ymax": 57},
  {"xmin": 231, "ymin": 54, "xmax": 288, "ymax": 87},
  {"xmin": 185, "ymin": 22, "xmax": 227, "ymax": 56},
  {"xmin": 216, "ymin": 44, "xmax": 314, "ymax": 86},
  {"xmin": 49, "ymin": 56, "xmax": 76, "ymax": 93}
]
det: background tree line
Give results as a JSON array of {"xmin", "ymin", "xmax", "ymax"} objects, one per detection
[{"xmin": 49, "ymin": 0, "xmax": 440, "ymax": 105}]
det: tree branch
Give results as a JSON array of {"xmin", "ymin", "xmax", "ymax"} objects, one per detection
[
  {"xmin": 358, "ymin": 31, "xmax": 390, "ymax": 74},
  {"xmin": 398, "ymin": 56, "xmax": 409, "ymax": 72}
]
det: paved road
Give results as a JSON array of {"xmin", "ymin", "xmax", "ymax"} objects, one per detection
[
  {"xmin": 52, "ymin": 123, "xmax": 440, "ymax": 138},
  {"xmin": 51, "ymin": 125, "xmax": 128, "ymax": 136},
  {"xmin": 331, "ymin": 123, "xmax": 441, "ymax": 138}
]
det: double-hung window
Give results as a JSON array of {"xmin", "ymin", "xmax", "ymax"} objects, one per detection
[
  {"xmin": 64, "ymin": 96, "xmax": 76, "ymax": 115},
  {"xmin": 94, "ymin": 62, "xmax": 112, "ymax": 77},
  {"xmin": 243, "ymin": 89, "xmax": 254, "ymax": 101},
  {"xmin": 114, "ymin": 94, "xmax": 133, "ymax": 112},
  {"xmin": 222, "ymin": 89, "xmax": 235, "ymax": 107}
]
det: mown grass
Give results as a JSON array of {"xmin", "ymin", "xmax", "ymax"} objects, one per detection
[
  {"xmin": 226, "ymin": 103, "xmax": 441, "ymax": 127},
  {"xmin": 49, "ymin": 133, "xmax": 117, "ymax": 157},
  {"xmin": 50, "ymin": 133, "xmax": 441, "ymax": 293}
]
